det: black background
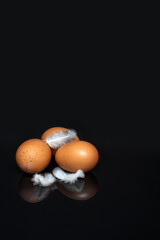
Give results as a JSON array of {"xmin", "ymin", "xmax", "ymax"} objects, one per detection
[{"xmin": 1, "ymin": 14, "xmax": 160, "ymax": 239}]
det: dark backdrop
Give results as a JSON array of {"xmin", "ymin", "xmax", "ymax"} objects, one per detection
[{"xmin": 1, "ymin": 31, "xmax": 160, "ymax": 240}]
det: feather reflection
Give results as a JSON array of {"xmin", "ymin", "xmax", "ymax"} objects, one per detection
[
  {"xmin": 18, "ymin": 174, "xmax": 51, "ymax": 203},
  {"xmin": 56, "ymin": 172, "xmax": 98, "ymax": 200}
]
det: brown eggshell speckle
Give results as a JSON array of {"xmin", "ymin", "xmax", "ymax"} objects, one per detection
[
  {"xmin": 55, "ymin": 140, "xmax": 99, "ymax": 172},
  {"xmin": 16, "ymin": 139, "xmax": 52, "ymax": 174},
  {"xmin": 41, "ymin": 127, "xmax": 79, "ymax": 156}
]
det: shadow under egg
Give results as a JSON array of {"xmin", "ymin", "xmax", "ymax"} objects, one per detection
[
  {"xmin": 18, "ymin": 174, "xmax": 51, "ymax": 203},
  {"xmin": 56, "ymin": 172, "xmax": 98, "ymax": 201},
  {"xmin": 42, "ymin": 156, "xmax": 58, "ymax": 173}
]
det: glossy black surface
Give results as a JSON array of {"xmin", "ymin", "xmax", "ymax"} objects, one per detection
[
  {"xmin": 1, "ymin": 118, "xmax": 160, "ymax": 240},
  {"xmin": 1, "ymin": 76, "xmax": 160, "ymax": 239}
]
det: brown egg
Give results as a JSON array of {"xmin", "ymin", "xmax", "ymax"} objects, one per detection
[
  {"xmin": 18, "ymin": 174, "xmax": 51, "ymax": 203},
  {"xmin": 57, "ymin": 173, "xmax": 98, "ymax": 201},
  {"xmin": 55, "ymin": 140, "xmax": 99, "ymax": 172},
  {"xmin": 41, "ymin": 127, "xmax": 79, "ymax": 156},
  {"xmin": 16, "ymin": 139, "xmax": 52, "ymax": 173}
]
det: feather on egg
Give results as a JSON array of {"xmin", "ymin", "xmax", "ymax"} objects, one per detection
[{"xmin": 44, "ymin": 129, "xmax": 77, "ymax": 149}]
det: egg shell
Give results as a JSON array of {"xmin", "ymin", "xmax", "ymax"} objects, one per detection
[
  {"xmin": 41, "ymin": 127, "xmax": 79, "ymax": 156},
  {"xmin": 55, "ymin": 140, "xmax": 99, "ymax": 172},
  {"xmin": 16, "ymin": 139, "xmax": 52, "ymax": 174}
]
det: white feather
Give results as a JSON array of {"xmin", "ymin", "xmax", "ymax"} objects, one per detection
[
  {"xmin": 52, "ymin": 167, "xmax": 85, "ymax": 183},
  {"xmin": 44, "ymin": 129, "xmax": 77, "ymax": 149},
  {"xmin": 31, "ymin": 173, "xmax": 56, "ymax": 187}
]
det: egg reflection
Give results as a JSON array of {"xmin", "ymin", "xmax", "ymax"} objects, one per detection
[
  {"xmin": 18, "ymin": 174, "xmax": 51, "ymax": 203},
  {"xmin": 56, "ymin": 172, "xmax": 98, "ymax": 200}
]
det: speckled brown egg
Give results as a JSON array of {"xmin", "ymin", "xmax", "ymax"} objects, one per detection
[
  {"xmin": 16, "ymin": 139, "xmax": 52, "ymax": 173},
  {"xmin": 55, "ymin": 140, "xmax": 99, "ymax": 172},
  {"xmin": 41, "ymin": 127, "xmax": 79, "ymax": 156}
]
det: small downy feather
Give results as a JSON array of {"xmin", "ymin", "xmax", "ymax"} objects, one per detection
[
  {"xmin": 52, "ymin": 167, "xmax": 85, "ymax": 183},
  {"xmin": 31, "ymin": 167, "xmax": 85, "ymax": 187},
  {"xmin": 44, "ymin": 129, "xmax": 77, "ymax": 149},
  {"xmin": 31, "ymin": 173, "xmax": 56, "ymax": 187}
]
